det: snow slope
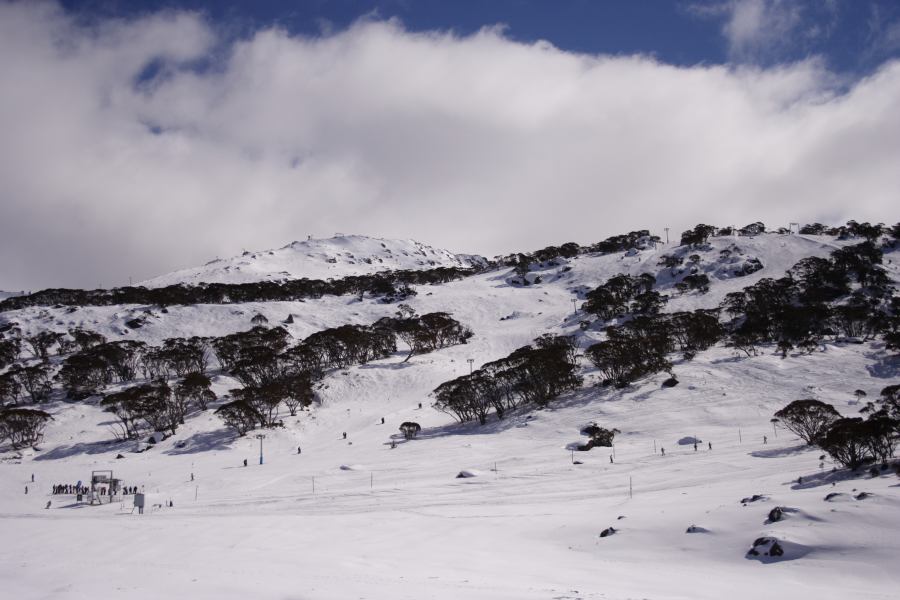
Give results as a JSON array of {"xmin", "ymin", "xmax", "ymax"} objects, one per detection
[
  {"xmin": 139, "ymin": 235, "xmax": 484, "ymax": 287},
  {"xmin": 1, "ymin": 232, "xmax": 899, "ymax": 600}
]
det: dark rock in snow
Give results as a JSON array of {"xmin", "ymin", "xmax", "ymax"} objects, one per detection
[
  {"xmin": 662, "ymin": 377, "xmax": 679, "ymax": 388},
  {"xmin": 767, "ymin": 506, "xmax": 784, "ymax": 523},
  {"xmin": 599, "ymin": 527, "xmax": 617, "ymax": 538},
  {"xmin": 747, "ymin": 537, "xmax": 784, "ymax": 559},
  {"xmin": 741, "ymin": 494, "xmax": 767, "ymax": 505}
]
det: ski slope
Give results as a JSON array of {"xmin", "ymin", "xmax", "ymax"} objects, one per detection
[{"xmin": 1, "ymin": 232, "xmax": 898, "ymax": 600}]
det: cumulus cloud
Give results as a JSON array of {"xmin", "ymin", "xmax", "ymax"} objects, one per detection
[{"xmin": 0, "ymin": 2, "xmax": 898, "ymax": 289}]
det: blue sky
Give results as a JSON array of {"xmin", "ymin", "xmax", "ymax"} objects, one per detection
[
  {"xmin": 59, "ymin": 0, "xmax": 900, "ymax": 73},
  {"xmin": 2, "ymin": 1, "xmax": 899, "ymax": 289}
]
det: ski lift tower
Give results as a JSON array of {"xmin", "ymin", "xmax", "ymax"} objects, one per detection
[{"xmin": 89, "ymin": 470, "xmax": 120, "ymax": 505}]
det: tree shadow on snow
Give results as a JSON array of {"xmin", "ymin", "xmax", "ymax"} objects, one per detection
[
  {"xmin": 34, "ymin": 439, "xmax": 123, "ymax": 461},
  {"xmin": 749, "ymin": 444, "xmax": 810, "ymax": 458},
  {"xmin": 164, "ymin": 428, "xmax": 236, "ymax": 455},
  {"xmin": 865, "ymin": 352, "xmax": 900, "ymax": 379}
]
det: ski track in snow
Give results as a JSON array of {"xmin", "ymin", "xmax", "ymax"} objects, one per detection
[{"xmin": 1, "ymin": 233, "xmax": 899, "ymax": 600}]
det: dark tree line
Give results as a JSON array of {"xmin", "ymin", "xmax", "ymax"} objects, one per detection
[
  {"xmin": 433, "ymin": 334, "xmax": 581, "ymax": 425},
  {"xmin": 0, "ymin": 266, "xmax": 476, "ymax": 312},
  {"xmin": 497, "ymin": 231, "xmax": 662, "ymax": 275},
  {"xmin": 0, "ymin": 406, "xmax": 52, "ymax": 449},
  {"xmin": 585, "ymin": 311, "xmax": 723, "ymax": 387},
  {"xmin": 722, "ymin": 241, "xmax": 896, "ymax": 356}
]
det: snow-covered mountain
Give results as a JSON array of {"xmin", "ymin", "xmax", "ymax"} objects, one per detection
[
  {"xmin": 140, "ymin": 234, "xmax": 486, "ymax": 287},
  {"xmin": 1, "ymin": 228, "xmax": 899, "ymax": 600}
]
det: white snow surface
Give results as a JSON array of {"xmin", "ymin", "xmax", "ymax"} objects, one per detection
[
  {"xmin": 1, "ymin": 232, "xmax": 899, "ymax": 600},
  {"xmin": 138, "ymin": 234, "xmax": 483, "ymax": 287}
]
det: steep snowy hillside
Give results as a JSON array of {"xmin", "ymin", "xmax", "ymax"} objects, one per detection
[
  {"xmin": 1, "ymin": 229, "xmax": 899, "ymax": 600},
  {"xmin": 140, "ymin": 234, "xmax": 485, "ymax": 287}
]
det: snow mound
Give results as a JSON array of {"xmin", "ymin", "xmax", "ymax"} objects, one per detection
[{"xmin": 455, "ymin": 469, "xmax": 484, "ymax": 479}]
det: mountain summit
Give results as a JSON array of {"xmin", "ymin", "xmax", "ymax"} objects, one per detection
[{"xmin": 140, "ymin": 235, "xmax": 485, "ymax": 287}]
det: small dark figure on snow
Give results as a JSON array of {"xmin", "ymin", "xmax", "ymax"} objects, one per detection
[
  {"xmin": 708, "ymin": 442, "xmax": 712, "ymax": 450},
  {"xmin": 31, "ymin": 473, "xmax": 35, "ymax": 482},
  {"xmin": 609, "ymin": 455, "xmax": 614, "ymax": 464},
  {"xmin": 418, "ymin": 403, "xmax": 422, "ymax": 409},
  {"xmin": 390, "ymin": 440, "xmax": 396, "ymax": 449},
  {"xmin": 190, "ymin": 473, "xmax": 194, "ymax": 482},
  {"xmin": 243, "ymin": 459, "xmax": 248, "ymax": 467},
  {"xmin": 693, "ymin": 442, "xmax": 698, "ymax": 451},
  {"xmin": 45, "ymin": 501, "xmax": 51, "ymax": 509},
  {"xmin": 25, "ymin": 486, "xmax": 28, "ymax": 495},
  {"xmin": 381, "ymin": 417, "xmax": 385, "ymax": 424},
  {"xmin": 763, "ymin": 435, "xmax": 768, "ymax": 444},
  {"xmin": 342, "ymin": 432, "xmax": 347, "ymax": 440},
  {"xmin": 661, "ymin": 448, "xmax": 665, "ymax": 456},
  {"xmin": 297, "ymin": 446, "xmax": 302, "ymax": 454}
]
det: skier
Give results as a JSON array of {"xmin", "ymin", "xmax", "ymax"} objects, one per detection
[
  {"xmin": 25, "ymin": 486, "xmax": 28, "ymax": 494},
  {"xmin": 342, "ymin": 432, "xmax": 347, "ymax": 440},
  {"xmin": 708, "ymin": 441, "xmax": 712, "ymax": 450},
  {"xmin": 243, "ymin": 459, "xmax": 248, "ymax": 467},
  {"xmin": 45, "ymin": 501, "xmax": 51, "ymax": 509},
  {"xmin": 609, "ymin": 455, "xmax": 614, "ymax": 464},
  {"xmin": 297, "ymin": 446, "xmax": 302, "ymax": 454},
  {"xmin": 693, "ymin": 442, "xmax": 698, "ymax": 451},
  {"xmin": 190, "ymin": 473, "xmax": 194, "ymax": 482},
  {"xmin": 31, "ymin": 473, "xmax": 34, "ymax": 482},
  {"xmin": 660, "ymin": 448, "xmax": 665, "ymax": 456},
  {"xmin": 763, "ymin": 435, "xmax": 768, "ymax": 444},
  {"xmin": 381, "ymin": 417, "xmax": 385, "ymax": 424}
]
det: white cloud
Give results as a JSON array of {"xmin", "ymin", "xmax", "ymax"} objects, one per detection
[
  {"xmin": 718, "ymin": 0, "xmax": 803, "ymax": 60},
  {"xmin": 0, "ymin": 2, "xmax": 898, "ymax": 289}
]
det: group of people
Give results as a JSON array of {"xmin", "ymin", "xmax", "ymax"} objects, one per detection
[
  {"xmin": 50, "ymin": 484, "xmax": 140, "ymax": 496},
  {"xmin": 51, "ymin": 483, "xmax": 87, "ymax": 495}
]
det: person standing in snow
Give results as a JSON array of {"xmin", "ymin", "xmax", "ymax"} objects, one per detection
[
  {"xmin": 708, "ymin": 441, "xmax": 712, "ymax": 450},
  {"xmin": 693, "ymin": 442, "xmax": 698, "ymax": 451},
  {"xmin": 297, "ymin": 446, "xmax": 302, "ymax": 454},
  {"xmin": 25, "ymin": 486, "xmax": 28, "ymax": 494},
  {"xmin": 763, "ymin": 435, "xmax": 768, "ymax": 444},
  {"xmin": 660, "ymin": 448, "xmax": 665, "ymax": 456}
]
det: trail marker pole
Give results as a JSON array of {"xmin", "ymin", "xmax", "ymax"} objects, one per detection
[
  {"xmin": 312, "ymin": 476, "xmax": 315, "ymax": 495},
  {"xmin": 653, "ymin": 440, "xmax": 657, "ymax": 454},
  {"xmin": 738, "ymin": 428, "xmax": 742, "ymax": 444},
  {"xmin": 194, "ymin": 486, "xmax": 198, "ymax": 502},
  {"xmin": 629, "ymin": 476, "xmax": 633, "ymax": 499}
]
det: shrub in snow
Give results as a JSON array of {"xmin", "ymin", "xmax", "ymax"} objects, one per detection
[
  {"xmin": 579, "ymin": 423, "xmax": 619, "ymax": 450},
  {"xmin": 399, "ymin": 422, "xmax": 421, "ymax": 440}
]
